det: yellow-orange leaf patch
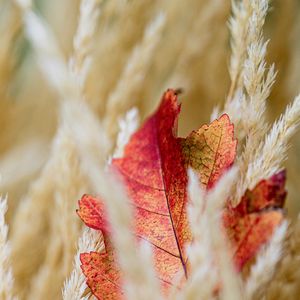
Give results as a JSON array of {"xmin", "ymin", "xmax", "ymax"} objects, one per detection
[{"xmin": 181, "ymin": 114, "xmax": 237, "ymax": 188}]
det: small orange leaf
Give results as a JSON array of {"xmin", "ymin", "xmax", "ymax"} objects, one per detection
[
  {"xmin": 223, "ymin": 171, "xmax": 286, "ymax": 270},
  {"xmin": 77, "ymin": 194, "xmax": 110, "ymax": 233},
  {"xmin": 181, "ymin": 114, "xmax": 237, "ymax": 188}
]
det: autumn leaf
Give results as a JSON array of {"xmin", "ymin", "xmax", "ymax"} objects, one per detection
[
  {"xmin": 80, "ymin": 247, "xmax": 122, "ymax": 300},
  {"xmin": 77, "ymin": 89, "xmax": 286, "ymax": 299},
  {"xmin": 181, "ymin": 114, "xmax": 237, "ymax": 188},
  {"xmin": 78, "ymin": 89, "xmax": 190, "ymax": 298},
  {"xmin": 78, "ymin": 194, "xmax": 110, "ymax": 233},
  {"xmin": 223, "ymin": 170, "xmax": 286, "ymax": 270}
]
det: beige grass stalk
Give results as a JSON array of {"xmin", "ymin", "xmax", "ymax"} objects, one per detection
[
  {"xmin": 0, "ymin": 196, "xmax": 15, "ymax": 300},
  {"xmin": 90, "ymin": 172, "xmax": 163, "ymax": 300},
  {"xmin": 205, "ymin": 168, "xmax": 243, "ymax": 300},
  {"xmin": 16, "ymin": 0, "xmax": 110, "ymax": 157},
  {"xmin": 112, "ymin": 107, "xmax": 140, "ymax": 159},
  {"xmin": 63, "ymin": 98, "xmax": 162, "ymax": 299},
  {"xmin": 104, "ymin": 12, "xmax": 165, "ymax": 138},
  {"xmin": 165, "ymin": 0, "xmax": 223, "ymax": 90},
  {"xmin": 16, "ymin": 0, "xmax": 79, "ymax": 101},
  {"xmin": 0, "ymin": 2, "xmax": 21, "ymax": 156},
  {"xmin": 210, "ymin": 105, "xmax": 221, "ymax": 122},
  {"xmin": 223, "ymin": 91, "xmax": 248, "ymax": 143},
  {"xmin": 235, "ymin": 0, "xmax": 276, "ymax": 197},
  {"xmin": 16, "ymin": 0, "xmax": 109, "ymax": 167},
  {"xmin": 245, "ymin": 221, "xmax": 288, "ymax": 300},
  {"xmin": 14, "ymin": 1, "xmax": 108, "ymax": 298},
  {"xmin": 227, "ymin": 0, "xmax": 251, "ymax": 101},
  {"xmin": 86, "ymin": 0, "xmax": 154, "ymax": 112},
  {"xmin": 0, "ymin": 1, "xmax": 20, "ymax": 97},
  {"xmin": 26, "ymin": 225, "xmax": 65, "ymax": 300},
  {"xmin": 9, "ymin": 126, "xmax": 89, "ymax": 299},
  {"xmin": 26, "ymin": 128, "xmax": 89, "ymax": 300},
  {"xmin": 175, "ymin": 170, "xmax": 216, "ymax": 300},
  {"xmin": 226, "ymin": 0, "xmax": 274, "ymax": 148},
  {"xmin": 228, "ymin": 0, "xmax": 297, "ymax": 202},
  {"xmin": 11, "ymin": 149, "xmax": 57, "ymax": 298},
  {"xmin": 69, "ymin": 0, "xmax": 102, "ymax": 91},
  {"xmin": 266, "ymin": 215, "xmax": 300, "ymax": 299},
  {"xmin": 52, "ymin": 130, "xmax": 88, "ymax": 275},
  {"xmin": 62, "ymin": 228, "xmax": 104, "ymax": 300},
  {"xmin": 79, "ymin": 164, "xmax": 162, "ymax": 299},
  {"xmin": 237, "ymin": 94, "xmax": 300, "ymax": 197}
]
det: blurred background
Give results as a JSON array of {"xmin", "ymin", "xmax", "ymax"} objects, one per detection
[{"xmin": 1, "ymin": 0, "xmax": 300, "ymax": 217}]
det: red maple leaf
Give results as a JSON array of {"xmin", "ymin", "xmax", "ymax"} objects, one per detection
[
  {"xmin": 223, "ymin": 171, "xmax": 286, "ymax": 270},
  {"xmin": 77, "ymin": 89, "xmax": 286, "ymax": 299}
]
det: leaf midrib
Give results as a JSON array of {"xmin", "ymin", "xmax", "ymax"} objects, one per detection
[{"xmin": 153, "ymin": 116, "xmax": 187, "ymax": 278}]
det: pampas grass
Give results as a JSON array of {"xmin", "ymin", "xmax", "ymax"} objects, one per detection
[
  {"xmin": 0, "ymin": 0, "xmax": 300, "ymax": 299},
  {"xmin": 62, "ymin": 228, "xmax": 104, "ymax": 300},
  {"xmin": 0, "ymin": 196, "xmax": 15, "ymax": 300},
  {"xmin": 245, "ymin": 221, "xmax": 288, "ymax": 300}
]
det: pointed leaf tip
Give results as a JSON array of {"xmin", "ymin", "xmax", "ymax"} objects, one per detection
[{"xmin": 77, "ymin": 194, "xmax": 110, "ymax": 233}]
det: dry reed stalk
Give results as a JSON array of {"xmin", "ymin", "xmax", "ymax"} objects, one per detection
[
  {"xmin": 63, "ymin": 99, "xmax": 139, "ymax": 299},
  {"xmin": 245, "ymin": 221, "xmax": 288, "ymax": 300},
  {"xmin": 164, "ymin": 0, "xmax": 227, "ymax": 91},
  {"xmin": 233, "ymin": 0, "xmax": 278, "ymax": 201},
  {"xmin": 0, "ymin": 140, "xmax": 48, "ymax": 209},
  {"xmin": 225, "ymin": 0, "xmax": 274, "ymax": 149},
  {"xmin": 162, "ymin": 0, "xmax": 230, "ymax": 134},
  {"xmin": 10, "ymin": 152, "xmax": 56, "ymax": 298},
  {"xmin": 103, "ymin": 12, "xmax": 165, "ymax": 139},
  {"xmin": 12, "ymin": 1, "xmax": 106, "ymax": 298},
  {"xmin": 38, "ymin": 0, "xmax": 80, "ymax": 57},
  {"xmin": 138, "ymin": 0, "xmax": 213, "ymax": 116},
  {"xmin": 265, "ymin": 215, "xmax": 300, "ymax": 299},
  {"xmin": 174, "ymin": 169, "xmax": 243, "ymax": 300},
  {"xmin": 266, "ymin": 0, "xmax": 297, "ymax": 118},
  {"xmin": 86, "ymin": 172, "xmax": 163, "ymax": 300},
  {"xmin": 112, "ymin": 107, "xmax": 140, "ymax": 159},
  {"xmin": 58, "ymin": 0, "xmax": 112, "ymax": 284},
  {"xmin": 0, "ymin": 2, "xmax": 20, "ymax": 97},
  {"xmin": 0, "ymin": 1, "xmax": 21, "ymax": 156},
  {"xmin": 65, "ymin": 113, "xmax": 163, "ymax": 299},
  {"xmin": 226, "ymin": 1, "xmax": 300, "ymax": 206},
  {"xmin": 26, "ymin": 128, "xmax": 89, "ymax": 300},
  {"xmin": 62, "ymin": 228, "xmax": 104, "ymax": 300},
  {"xmin": 9, "ymin": 124, "xmax": 88, "ymax": 299},
  {"xmin": 205, "ymin": 168, "xmax": 244, "ymax": 300},
  {"xmin": 69, "ymin": 0, "xmax": 103, "ymax": 92},
  {"xmin": 46, "ymin": 130, "xmax": 86, "ymax": 275},
  {"xmin": 26, "ymin": 228, "xmax": 65, "ymax": 300},
  {"xmin": 86, "ymin": 0, "xmax": 154, "ymax": 113},
  {"xmin": 238, "ymin": 94, "xmax": 300, "ymax": 197},
  {"xmin": 175, "ymin": 170, "xmax": 216, "ymax": 300},
  {"xmin": 0, "ymin": 196, "xmax": 15, "ymax": 300},
  {"xmin": 227, "ymin": 0, "xmax": 251, "ymax": 101}
]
